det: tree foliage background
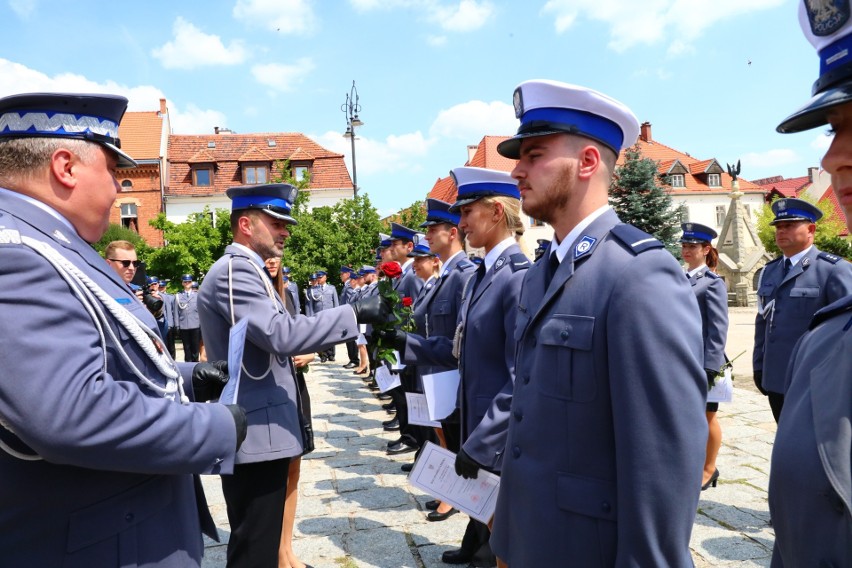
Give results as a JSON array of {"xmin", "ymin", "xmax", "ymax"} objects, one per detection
[
  {"xmin": 609, "ymin": 145, "xmax": 685, "ymax": 257},
  {"xmin": 756, "ymin": 193, "xmax": 851, "ymax": 260}
]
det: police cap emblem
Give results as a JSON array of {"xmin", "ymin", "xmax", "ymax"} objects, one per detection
[
  {"xmin": 513, "ymin": 87, "xmax": 524, "ymax": 118},
  {"xmin": 805, "ymin": 0, "xmax": 850, "ymax": 37}
]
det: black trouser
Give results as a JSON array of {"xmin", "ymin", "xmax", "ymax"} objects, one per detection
[
  {"xmin": 345, "ymin": 339, "xmax": 359, "ymax": 364},
  {"xmin": 165, "ymin": 327, "xmax": 177, "ymax": 359},
  {"xmin": 440, "ymin": 408, "xmax": 462, "ymax": 453},
  {"xmin": 221, "ymin": 457, "xmax": 291, "ymax": 568},
  {"xmin": 180, "ymin": 328, "xmax": 201, "ymax": 362},
  {"xmin": 459, "ymin": 518, "xmax": 496, "ymax": 567},
  {"xmin": 768, "ymin": 391, "xmax": 785, "ymax": 423}
]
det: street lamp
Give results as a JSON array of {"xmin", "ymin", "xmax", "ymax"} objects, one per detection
[{"xmin": 341, "ymin": 80, "xmax": 363, "ymax": 197}]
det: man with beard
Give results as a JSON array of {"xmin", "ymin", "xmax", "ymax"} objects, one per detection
[
  {"xmin": 490, "ymin": 80, "xmax": 707, "ymax": 567},
  {"xmin": 198, "ymin": 183, "xmax": 392, "ymax": 567}
]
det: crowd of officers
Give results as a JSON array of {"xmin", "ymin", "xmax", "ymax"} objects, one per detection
[{"xmin": 2, "ymin": 3, "xmax": 852, "ymax": 566}]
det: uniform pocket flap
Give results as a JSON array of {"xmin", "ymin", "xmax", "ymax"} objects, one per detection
[
  {"xmin": 556, "ymin": 473, "xmax": 616, "ymax": 521},
  {"xmin": 433, "ymin": 299, "xmax": 452, "ymax": 315},
  {"xmin": 67, "ymin": 476, "xmax": 172, "ymax": 552},
  {"xmin": 539, "ymin": 315, "xmax": 594, "ymax": 350},
  {"xmin": 790, "ymin": 287, "xmax": 820, "ymax": 298},
  {"xmin": 240, "ymin": 385, "xmax": 290, "ymax": 413}
]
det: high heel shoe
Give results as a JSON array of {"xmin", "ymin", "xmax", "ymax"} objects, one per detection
[
  {"xmin": 353, "ymin": 367, "xmax": 367, "ymax": 375},
  {"xmin": 701, "ymin": 468, "xmax": 719, "ymax": 491}
]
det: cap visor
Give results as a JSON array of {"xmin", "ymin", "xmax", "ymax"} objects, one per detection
[
  {"xmin": 261, "ymin": 209, "xmax": 298, "ymax": 225},
  {"xmin": 105, "ymin": 142, "xmax": 138, "ymax": 168},
  {"xmin": 769, "ymin": 216, "xmax": 812, "ymax": 226},
  {"xmin": 777, "ymin": 82, "xmax": 852, "ymax": 133},
  {"xmin": 448, "ymin": 196, "xmax": 483, "ymax": 213}
]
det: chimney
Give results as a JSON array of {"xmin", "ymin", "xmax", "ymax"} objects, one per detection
[
  {"xmin": 214, "ymin": 126, "xmax": 220, "ymax": 135},
  {"xmin": 467, "ymin": 144, "xmax": 478, "ymax": 163},
  {"xmin": 158, "ymin": 98, "xmax": 167, "ymax": 116},
  {"xmin": 640, "ymin": 122, "xmax": 652, "ymax": 142},
  {"xmin": 808, "ymin": 166, "xmax": 819, "ymax": 182}
]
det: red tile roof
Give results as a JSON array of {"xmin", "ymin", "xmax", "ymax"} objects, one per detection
[
  {"xmin": 757, "ymin": 175, "xmax": 810, "ymax": 198},
  {"xmin": 119, "ymin": 111, "xmax": 164, "ymax": 160},
  {"xmin": 821, "ymin": 186, "xmax": 849, "ymax": 236},
  {"xmin": 428, "ymin": 131, "xmax": 764, "ymax": 202},
  {"xmin": 167, "ymin": 133, "xmax": 351, "ymax": 197}
]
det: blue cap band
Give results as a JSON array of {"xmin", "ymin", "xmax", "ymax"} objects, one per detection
[
  {"xmin": 819, "ymin": 32, "xmax": 852, "ymax": 78},
  {"xmin": 426, "ymin": 209, "xmax": 461, "ymax": 225},
  {"xmin": 231, "ymin": 195, "xmax": 292, "ymax": 212},
  {"xmin": 520, "ymin": 107, "xmax": 623, "ymax": 153},
  {"xmin": 683, "ymin": 230, "xmax": 714, "ymax": 242},
  {"xmin": 457, "ymin": 181, "xmax": 520, "ymax": 201},
  {"xmin": 775, "ymin": 207, "xmax": 817, "ymax": 222}
]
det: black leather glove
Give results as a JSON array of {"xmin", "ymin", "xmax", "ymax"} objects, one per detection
[
  {"xmin": 753, "ymin": 370, "xmax": 768, "ymax": 396},
  {"xmin": 192, "ymin": 361, "xmax": 229, "ymax": 402},
  {"xmin": 377, "ymin": 328, "xmax": 408, "ymax": 352},
  {"xmin": 351, "ymin": 295, "xmax": 393, "ymax": 325},
  {"xmin": 455, "ymin": 448, "xmax": 482, "ymax": 479},
  {"xmin": 225, "ymin": 404, "xmax": 247, "ymax": 451},
  {"xmin": 705, "ymin": 368, "xmax": 717, "ymax": 388}
]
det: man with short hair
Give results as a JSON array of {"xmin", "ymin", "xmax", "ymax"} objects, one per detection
[
  {"xmin": 176, "ymin": 274, "xmax": 201, "ymax": 362},
  {"xmin": 305, "ymin": 270, "xmax": 339, "ymax": 361},
  {"xmin": 490, "ymin": 80, "xmax": 707, "ymax": 566},
  {"xmin": 104, "ymin": 239, "xmax": 140, "ymax": 285},
  {"xmin": 198, "ymin": 183, "xmax": 390, "ymax": 568},
  {"xmin": 160, "ymin": 279, "xmax": 178, "ymax": 358},
  {"xmin": 753, "ymin": 197, "xmax": 852, "ymax": 421},
  {"xmin": 0, "ymin": 92, "xmax": 242, "ymax": 566},
  {"xmin": 339, "ymin": 266, "xmax": 361, "ymax": 368}
]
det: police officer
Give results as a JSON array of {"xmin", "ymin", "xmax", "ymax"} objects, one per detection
[
  {"xmin": 753, "ymin": 197, "xmax": 852, "ymax": 422},
  {"xmin": 0, "ymin": 92, "xmax": 244, "ymax": 567},
  {"xmin": 490, "ymin": 80, "xmax": 707, "ymax": 566},
  {"xmin": 176, "ymin": 273, "xmax": 202, "ymax": 362},
  {"xmin": 305, "ymin": 270, "xmax": 339, "ymax": 361},
  {"xmin": 160, "ymin": 279, "xmax": 178, "ymax": 358},
  {"xmin": 339, "ymin": 266, "xmax": 361, "ymax": 368},
  {"xmin": 146, "ymin": 275, "xmax": 168, "ymax": 340},
  {"xmin": 769, "ymin": 4, "xmax": 852, "ymax": 565},
  {"xmin": 197, "ymin": 183, "xmax": 391, "ymax": 567},
  {"xmin": 282, "ymin": 266, "xmax": 301, "ymax": 315}
]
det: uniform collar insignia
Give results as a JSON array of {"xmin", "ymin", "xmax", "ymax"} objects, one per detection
[
  {"xmin": 495, "ymin": 257, "xmax": 506, "ymax": 270},
  {"xmin": 52, "ymin": 229, "xmax": 70, "ymax": 243},
  {"xmin": 574, "ymin": 235, "xmax": 597, "ymax": 260},
  {"xmin": 802, "ymin": 257, "xmax": 811, "ymax": 267}
]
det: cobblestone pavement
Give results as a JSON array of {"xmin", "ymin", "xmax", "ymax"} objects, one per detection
[{"xmin": 199, "ymin": 307, "xmax": 776, "ymax": 567}]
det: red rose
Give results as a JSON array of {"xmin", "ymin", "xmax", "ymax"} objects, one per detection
[
  {"xmin": 402, "ymin": 296, "xmax": 413, "ymax": 307},
  {"xmin": 381, "ymin": 261, "xmax": 402, "ymax": 279}
]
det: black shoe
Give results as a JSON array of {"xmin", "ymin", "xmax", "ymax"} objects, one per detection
[
  {"xmin": 701, "ymin": 468, "xmax": 720, "ymax": 491},
  {"xmin": 376, "ymin": 392, "xmax": 392, "ymax": 401},
  {"xmin": 427, "ymin": 507, "xmax": 458, "ymax": 522},
  {"xmin": 368, "ymin": 383, "xmax": 380, "ymax": 392},
  {"xmin": 328, "ymin": 357, "xmax": 335, "ymax": 361},
  {"xmin": 319, "ymin": 356, "xmax": 328, "ymax": 363},
  {"xmin": 387, "ymin": 441, "xmax": 417, "ymax": 455},
  {"xmin": 425, "ymin": 499, "xmax": 440, "ymax": 510},
  {"xmin": 387, "ymin": 436, "xmax": 403, "ymax": 448},
  {"xmin": 441, "ymin": 549, "xmax": 473, "ymax": 565},
  {"xmin": 343, "ymin": 362, "xmax": 357, "ymax": 369},
  {"xmin": 383, "ymin": 417, "xmax": 400, "ymax": 431},
  {"xmin": 401, "ymin": 462, "xmax": 414, "ymax": 473},
  {"xmin": 382, "ymin": 401, "xmax": 396, "ymax": 410}
]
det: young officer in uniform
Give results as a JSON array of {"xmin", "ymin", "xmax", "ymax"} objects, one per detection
[
  {"xmin": 769, "ymin": 3, "xmax": 852, "ymax": 565},
  {"xmin": 282, "ymin": 266, "xmax": 301, "ymax": 315},
  {"xmin": 176, "ymin": 273, "xmax": 202, "ymax": 362},
  {"xmin": 340, "ymin": 266, "xmax": 361, "ymax": 368},
  {"xmin": 0, "ymin": 92, "xmax": 244, "ymax": 567},
  {"xmin": 753, "ymin": 196, "xmax": 852, "ymax": 422},
  {"xmin": 490, "ymin": 80, "xmax": 707, "ymax": 567},
  {"xmin": 160, "ymin": 279, "xmax": 178, "ymax": 358},
  {"xmin": 197, "ymin": 183, "xmax": 390, "ymax": 568}
]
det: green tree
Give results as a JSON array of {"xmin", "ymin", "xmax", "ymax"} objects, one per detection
[
  {"xmin": 756, "ymin": 194, "xmax": 850, "ymax": 260},
  {"xmin": 92, "ymin": 223, "xmax": 151, "ymax": 257},
  {"xmin": 144, "ymin": 207, "xmax": 231, "ymax": 289},
  {"xmin": 388, "ymin": 200, "xmax": 427, "ymax": 232},
  {"xmin": 609, "ymin": 145, "xmax": 685, "ymax": 256}
]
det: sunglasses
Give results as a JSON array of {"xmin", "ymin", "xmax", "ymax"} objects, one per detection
[{"xmin": 109, "ymin": 259, "xmax": 142, "ymax": 268}]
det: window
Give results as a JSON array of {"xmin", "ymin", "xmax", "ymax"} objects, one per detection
[
  {"xmin": 293, "ymin": 166, "xmax": 309, "ymax": 181},
  {"xmin": 715, "ymin": 205, "xmax": 726, "ymax": 226},
  {"xmin": 120, "ymin": 180, "xmax": 133, "ymax": 192},
  {"xmin": 668, "ymin": 174, "xmax": 685, "ymax": 188},
  {"xmin": 120, "ymin": 203, "xmax": 138, "ymax": 232},
  {"xmin": 193, "ymin": 167, "xmax": 212, "ymax": 186},
  {"xmin": 243, "ymin": 165, "xmax": 268, "ymax": 185},
  {"xmin": 529, "ymin": 217, "xmax": 545, "ymax": 227},
  {"xmin": 707, "ymin": 173, "xmax": 721, "ymax": 187}
]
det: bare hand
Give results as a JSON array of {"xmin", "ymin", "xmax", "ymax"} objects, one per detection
[{"xmin": 293, "ymin": 353, "xmax": 315, "ymax": 367}]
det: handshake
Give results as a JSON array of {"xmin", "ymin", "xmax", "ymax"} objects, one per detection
[
  {"xmin": 191, "ymin": 361, "xmax": 246, "ymax": 451},
  {"xmin": 350, "ymin": 295, "xmax": 396, "ymax": 325}
]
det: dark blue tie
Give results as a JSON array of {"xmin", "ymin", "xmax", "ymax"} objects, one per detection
[
  {"xmin": 782, "ymin": 258, "xmax": 792, "ymax": 278},
  {"xmin": 544, "ymin": 253, "xmax": 560, "ymax": 288}
]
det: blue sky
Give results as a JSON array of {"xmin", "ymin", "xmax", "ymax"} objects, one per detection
[{"xmin": 0, "ymin": 0, "xmax": 829, "ymax": 216}]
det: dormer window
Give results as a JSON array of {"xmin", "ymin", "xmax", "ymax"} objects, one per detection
[
  {"xmin": 668, "ymin": 174, "xmax": 685, "ymax": 188},
  {"xmin": 242, "ymin": 164, "xmax": 269, "ymax": 185},
  {"xmin": 707, "ymin": 173, "xmax": 721, "ymax": 187},
  {"xmin": 193, "ymin": 166, "xmax": 213, "ymax": 186}
]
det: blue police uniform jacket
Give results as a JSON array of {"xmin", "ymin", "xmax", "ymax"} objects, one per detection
[
  {"xmin": 394, "ymin": 260, "xmax": 424, "ymax": 302},
  {"xmin": 688, "ymin": 267, "xmax": 729, "ymax": 373},
  {"xmin": 754, "ymin": 246, "xmax": 852, "ymax": 394},
  {"xmin": 405, "ymin": 243, "xmax": 528, "ymax": 472},
  {"xmin": 198, "ymin": 245, "xmax": 358, "ymax": 464},
  {"xmin": 491, "ymin": 209, "xmax": 707, "ymax": 567},
  {"xmin": 340, "ymin": 280, "xmax": 357, "ymax": 305},
  {"xmin": 305, "ymin": 283, "xmax": 339, "ymax": 316},
  {"xmin": 176, "ymin": 288, "xmax": 200, "ymax": 329},
  {"xmin": 769, "ymin": 295, "xmax": 852, "ymax": 567},
  {"xmin": 0, "ymin": 191, "xmax": 237, "ymax": 568},
  {"xmin": 287, "ymin": 281, "xmax": 301, "ymax": 315},
  {"xmin": 162, "ymin": 291, "xmax": 177, "ymax": 328}
]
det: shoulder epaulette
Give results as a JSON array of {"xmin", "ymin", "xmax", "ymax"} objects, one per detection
[
  {"xmin": 703, "ymin": 270, "xmax": 720, "ymax": 279},
  {"xmin": 455, "ymin": 258, "xmax": 476, "ymax": 271},
  {"xmin": 765, "ymin": 256, "xmax": 783, "ymax": 266},
  {"xmin": 610, "ymin": 224, "xmax": 663, "ymax": 255},
  {"xmin": 817, "ymin": 251, "xmax": 842, "ymax": 264},
  {"xmin": 509, "ymin": 253, "xmax": 531, "ymax": 271},
  {"xmin": 0, "ymin": 211, "xmax": 22, "ymax": 245}
]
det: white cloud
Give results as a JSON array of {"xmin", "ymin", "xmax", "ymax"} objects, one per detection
[
  {"xmin": 542, "ymin": 0, "xmax": 784, "ymax": 54},
  {"xmin": 251, "ymin": 58, "xmax": 315, "ymax": 93},
  {"xmin": 430, "ymin": 0, "xmax": 494, "ymax": 32},
  {"xmin": 741, "ymin": 148, "xmax": 798, "ymax": 169},
  {"xmin": 169, "ymin": 103, "xmax": 229, "ymax": 135},
  {"xmin": 427, "ymin": 35, "xmax": 448, "ymax": 46},
  {"xmin": 430, "ymin": 100, "xmax": 516, "ymax": 140},
  {"xmin": 233, "ymin": 0, "xmax": 318, "ymax": 35},
  {"xmin": 313, "ymin": 129, "xmax": 436, "ymax": 178},
  {"xmin": 8, "ymin": 0, "xmax": 36, "ymax": 19},
  {"xmin": 811, "ymin": 131, "xmax": 834, "ymax": 152},
  {"xmin": 151, "ymin": 17, "xmax": 249, "ymax": 70}
]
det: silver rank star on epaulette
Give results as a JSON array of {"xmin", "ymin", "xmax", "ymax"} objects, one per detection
[{"xmin": 0, "ymin": 227, "xmax": 21, "ymax": 244}]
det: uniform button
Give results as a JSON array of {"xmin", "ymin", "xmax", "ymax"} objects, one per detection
[
  {"xmin": 513, "ymin": 411, "xmax": 523, "ymax": 421},
  {"xmin": 601, "ymin": 502, "xmax": 611, "ymax": 513},
  {"xmin": 512, "ymin": 446, "xmax": 521, "ymax": 458},
  {"xmin": 125, "ymin": 513, "xmax": 134, "ymax": 523},
  {"xmin": 560, "ymin": 330, "xmax": 569, "ymax": 339}
]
